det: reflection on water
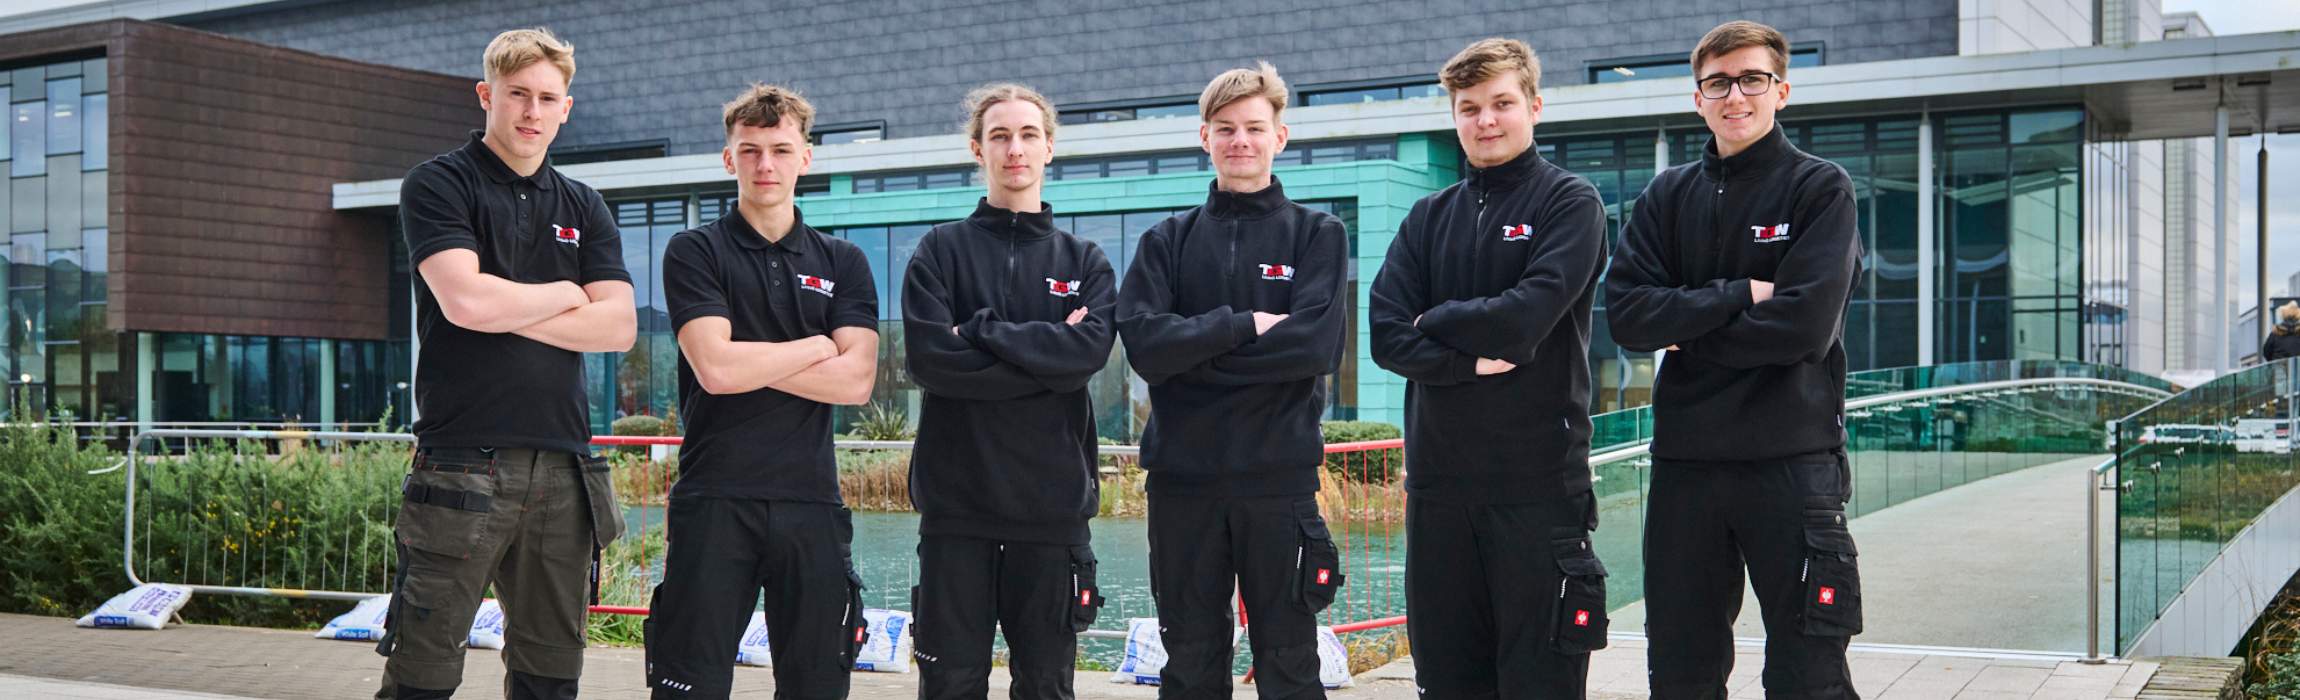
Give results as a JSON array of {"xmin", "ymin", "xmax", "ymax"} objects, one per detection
[{"xmin": 620, "ymin": 507, "xmax": 1409, "ymax": 668}]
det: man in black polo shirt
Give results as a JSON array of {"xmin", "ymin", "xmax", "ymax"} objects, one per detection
[
  {"xmin": 643, "ymin": 84, "xmax": 878, "ymax": 700},
  {"xmin": 1370, "ymin": 38, "xmax": 1611, "ymax": 699},
  {"xmin": 902, "ymin": 83, "xmax": 1115, "ymax": 699},
  {"xmin": 1605, "ymin": 21, "xmax": 1865, "ymax": 699},
  {"xmin": 378, "ymin": 28, "xmax": 635, "ymax": 700},
  {"xmin": 1117, "ymin": 63, "xmax": 1348, "ymax": 699}
]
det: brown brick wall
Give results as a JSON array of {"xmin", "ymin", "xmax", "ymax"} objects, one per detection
[{"xmin": 0, "ymin": 19, "xmax": 478, "ymax": 340}]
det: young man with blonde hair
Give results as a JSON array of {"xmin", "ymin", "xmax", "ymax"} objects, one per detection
[
  {"xmin": 1371, "ymin": 37, "xmax": 1611, "ymax": 698},
  {"xmin": 1118, "ymin": 62, "xmax": 1348, "ymax": 699},
  {"xmin": 902, "ymin": 82, "xmax": 1116, "ymax": 699},
  {"xmin": 644, "ymin": 83, "xmax": 879, "ymax": 699},
  {"xmin": 377, "ymin": 26, "xmax": 634, "ymax": 700},
  {"xmin": 1606, "ymin": 20, "xmax": 1865, "ymax": 699}
]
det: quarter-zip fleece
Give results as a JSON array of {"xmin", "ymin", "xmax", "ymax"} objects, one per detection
[
  {"xmin": 1370, "ymin": 145, "xmax": 1609, "ymax": 503},
  {"xmin": 903, "ymin": 199, "xmax": 1118, "ymax": 545},
  {"xmin": 1603, "ymin": 125, "xmax": 1864, "ymax": 462},
  {"xmin": 1117, "ymin": 177, "xmax": 1349, "ymax": 497}
]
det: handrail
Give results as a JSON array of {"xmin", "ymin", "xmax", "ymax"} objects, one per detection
[{"xmin": 1588, "ymin": 376, "xmax": 2173, "ymax": 468}]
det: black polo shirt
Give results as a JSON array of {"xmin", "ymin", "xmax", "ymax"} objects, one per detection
[
  {"xmin": 402, "ymin": 131, "xmax": 628, "ymax": 454},
  {"xmin": 662, "ymin": 208, "xmax": 878, "ymax": 503}
]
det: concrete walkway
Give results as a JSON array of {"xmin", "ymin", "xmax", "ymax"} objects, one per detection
[
  {"xmin": 0, "ymin": 613, "xmax": 2177, "ymax": 699},
  {"xmin": 1614, "ymin": 453, "xmax": 2109, "ymax": 652},
  {"xmin": 0, "ymin": 454, "xmax": 2214, "ymax": 699}
]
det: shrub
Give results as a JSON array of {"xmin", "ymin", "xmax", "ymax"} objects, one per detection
[{"xmin": 1320, "ymin": 421, "xmax": 1403, "ymax": 484}]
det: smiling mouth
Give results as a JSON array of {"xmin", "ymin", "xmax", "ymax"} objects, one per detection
[
  {"xmin": 515, "ymin": 127, "xmax": 541, "ymax": 137},
  {"xmin": 1721, "ymin": 111, "xmax": 1754, "ymax": 121}
]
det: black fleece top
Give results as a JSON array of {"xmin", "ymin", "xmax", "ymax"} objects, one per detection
[
  {"xmin": 1118, "ymin": 177, "xmax": 1348, "ymax": 497},
  {"xmin": 902, "ymin": 199, "xmax": 1117, "ymax": 545},
  {"xmin": 1604, "ymin": 125, "xmax": 1864, "ymax": 463},
  {"xmin": 1371, "ymin": 145, "xmax": 1608, "ymax": 503}
]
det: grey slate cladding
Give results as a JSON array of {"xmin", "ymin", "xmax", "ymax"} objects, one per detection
[{"xmin": 187, "ymin": 0, "xmax": 1956, "ymax": 157}]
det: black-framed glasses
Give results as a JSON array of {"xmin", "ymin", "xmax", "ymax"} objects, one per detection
[{"xmin": 1698, "ymin": 72, "xmax": 1780, "ymax": 99}]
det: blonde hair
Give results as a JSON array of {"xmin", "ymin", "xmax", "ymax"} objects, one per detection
[
  {"xmin": 483, "ymin": 28, "xmax": 575, "ymax": 85},
  {"xmin": 1441, "ymin": 38, "xmax": 1542, "ymax": 101},
  {"xmin": 2280, "ymin": 301, "xmax": 2300, "ymax": 324},
  {"xmin": 722, "ymin": 83, "xmax": 817, "ymax": 140},
  {"xmin": 1692, "ymin": 20, "xmax": 1791, "ymax": 76},
  {"xmin": 1199, "ymin": 61, "xmax": 1288, "ymax": 122},
  {"xmin": 963, "ymin": 83, "xmax": 1058, "ymax": 143}
]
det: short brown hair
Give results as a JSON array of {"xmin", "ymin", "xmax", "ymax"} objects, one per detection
[
  {"xmin": 963, "ymin": 83, "xmax": 1058, "ymax": 143},
  {"xmin": 1440, "ymin": 38, "xmax": 1542, "ymax": 102},
  {"xmin": 722, "ymin": 83, "xmax": 816, "ymax": 140},
  {"xmin": 1691, "ymin": 20, "xmax": 1790, "ymax": 77},
  {"xmin": 483, "ymin": 28, "xmax": 575, "ymax": 86},
  {"xmin": 1199, "ymin": 62, "xmax": 1288, "ymax": 122}
]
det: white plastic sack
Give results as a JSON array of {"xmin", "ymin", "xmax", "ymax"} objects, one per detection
[
  {"xmin": 734, "ymin": 612, "xmax": 772, "ymax": 667},
  {"xmin": 1316, "ymin": 626, "xmax": 1353, "ymax": 689},
  {"xmin": 466, "ymin": 599, "xmax": 507, "ymax": 650},
  {"xmin": 315, "ymin": 595, "xmax": 393, "ymax": 641},
  {"xmin": 76, "ymin": 583, "xmax": 192, "ymax": 630},
  {"xmin": 853, "ymin": 608, "xmax": 914, "ymax": 673},
  {"xmin": 1108, "ymin": 617, "xmax": 1243, "ymax": 686}
]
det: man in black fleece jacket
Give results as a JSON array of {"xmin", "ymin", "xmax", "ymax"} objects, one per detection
[
  {"xmin": 901, "ymin": 83, "xmax": 1116, "ymax": 700},
  {"xmin": 1117, "ymin": 63, "xmax": 1348, "ymax": 699},
  {"xmin": 1604, "ymin": 22, "xmax": 1865, "ymax": 699},
  {"xmin": 1370, "ymin": 38, "xmax": 1610, "ymax": 698}
]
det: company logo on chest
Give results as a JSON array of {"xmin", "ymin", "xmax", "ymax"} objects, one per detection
[
  {"xmin": 1046, "ymin": 278, "xmax": 1081, "ymax": 297},
  {"xmin": 1258, "ymin": 264, "xmax": 1295, "ymax": 282},
  {"xmin": 1751, "ymin": 223, "xmax": 1792, "ymax": 244},
  {"xmin": 795, "ymin": 274, "xmax": 836, "ymax": 297},
  {"xmin": 551, "ymin": 225, "xmax": 581, "ymax": 247}
]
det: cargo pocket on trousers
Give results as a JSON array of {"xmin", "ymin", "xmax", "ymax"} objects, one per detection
[
  {"xmin": 578, "ymin": 454, "xmax": 625, "ymax": 548},
  {"xmin": 1068, "ymin": 545, "xmax": 1105, "ymax": 633},
  {"xmin": 843, "ymin": 568, "xmax": 869, "ymax": 663},
  {"xmin": 1801, "ymin": 508, "xmax": 1863, "ymax": 637},
  {"xmin": 1293, "ymin": 504, "xmax": 1345, "ymax": 614},
  {"xmin": 1549, "ymin": 535, "xmax": 1610, "ymax": 653},
  {"xmin": 394, "ymin": 451, "xmax": 499, "ymax": 559}
]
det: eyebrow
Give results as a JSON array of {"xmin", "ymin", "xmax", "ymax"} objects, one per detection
[{"xmin": 1699, "ymin": 70, "xmax": 1772, "ymax": 81}]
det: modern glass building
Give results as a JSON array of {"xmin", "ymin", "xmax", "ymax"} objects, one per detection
[{"xmin": 0, "ymin": 1, "xmax": 2291, "ymax": 436}]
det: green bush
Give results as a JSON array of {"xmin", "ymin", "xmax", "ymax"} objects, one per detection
[
  {"xmin": 0, "ymin": 423, "xmax": 411, "ymax": 629},
  {"xmin": 1320, "ymin": 421, "xmax": 1403, "ymax": 484},
  {"xmin": 610, "ymin": 414, "xmax": 673, "ymax": 457},
  {"xmin": 0, "ymin": 422, "xmax": 129, "ymax": 617}
]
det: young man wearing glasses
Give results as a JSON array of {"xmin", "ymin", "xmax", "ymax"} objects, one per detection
[{"xmin": 1603, "ymin": 20, "xmax": 1866, "ymax": 699}]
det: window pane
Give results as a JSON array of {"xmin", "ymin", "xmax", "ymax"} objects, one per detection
[
  {"xmin": 11, "ymin": 101, "xmax": 44, "ymax": 176},
  {"xmin": 81, "ymin": 228, "xmax": 104, "ymax": 302},
  {"xmin": 46, "ymin": 79, "xmax": 80, "ymax": 155},
  {"xmin": 1153, "ymin": 154, "xmax": 1203, "ymax": 174},
  {"xmin": 888, "ymin": 225, "xmax": 930, "ymax": 319},
  {"xmin": 1134, "ymin": 104, "xmax": 1198, "ymax": 120},
  {"xmin": 922, "ymin": 170, "xmax": 967, "ymax": 190}
]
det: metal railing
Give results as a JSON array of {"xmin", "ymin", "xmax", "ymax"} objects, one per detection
[{"xmin": 109, "ymin": 365, "xmax": 2171, "ymax": 660}]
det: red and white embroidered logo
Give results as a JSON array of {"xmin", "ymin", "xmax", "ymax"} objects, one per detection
[
  {"xmin": 1500, "ymin": 224, "xmax": 1534, "ymax": 242},
  {"xmin": 854, "ymin": 626, "xmax": 867, "ymax": 642},
  {"xmin": 795, "ymin": 274, "xmax": 836, "ymax": 297},
  {"xmin": 552, "ymin": 225, "xmax": 581, "ymax": 246},
  {"xmin": 1079, "ymin": 589, "xmax": 1094, "ymax": 606},
  {"xmin": 1259, "ymin": 264, "xmax": 1295, "ymax": 281},
  {"xmin": 1574, "ymin": 610, "xmax": 1591, "ymax": 627},
  {"xmin": 1315, "ymin": 568, "xmax": 1332, "ymax": 586},
  {"xmin": 1817, "ymin": 587, "xmax": 1837, "ymax": 606},
  {"xmin": 1047, "ymin": 278, "xmax": 1081, "ymax": 297},
  {"xmin": 1751, "ymin": 223, "xmax": 1792, "ymax": 244}
]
